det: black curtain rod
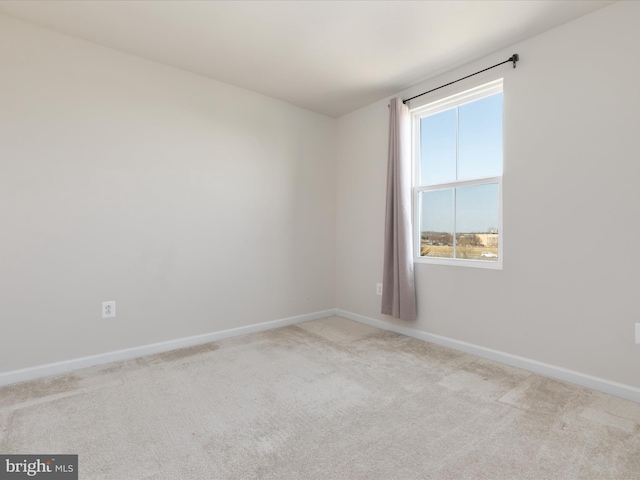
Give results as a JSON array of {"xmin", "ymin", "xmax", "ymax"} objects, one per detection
[{"xmin": 403, "ymin": 54, "xmax": 519, "ymax": 104}]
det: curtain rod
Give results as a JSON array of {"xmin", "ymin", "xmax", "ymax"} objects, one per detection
[{"xmin": 403, "ymin": 54, "xmax": 519, "ymax": 105}]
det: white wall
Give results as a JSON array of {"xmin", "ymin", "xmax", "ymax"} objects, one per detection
[
  {"xmin": 336, "ymin": 1, "xmax": 640, "ymax": 389},
  {"xmin": 0, "ymin": 14, "xmax": 336, "ymax": 373}
]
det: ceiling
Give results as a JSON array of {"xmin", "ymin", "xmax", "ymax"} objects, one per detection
[{"xmin": 0, "ymin": 0, "xmax": 614, "ymax": 117}]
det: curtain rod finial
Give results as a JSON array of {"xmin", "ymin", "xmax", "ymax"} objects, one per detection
[{"xmin": 512, "ymin": 53, "xmax": 520, "ymax": 68}]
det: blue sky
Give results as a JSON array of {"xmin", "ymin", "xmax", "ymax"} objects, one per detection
[
  {"xmin": 419, "ymin": 93, "xmax": 502, "ymax": 233},
  {"xmin": 420, "ymin": 184, "xmax": 498, "ymax": 233}
]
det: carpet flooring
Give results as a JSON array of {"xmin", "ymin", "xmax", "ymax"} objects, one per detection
[{"xmin": 1, "ymin": 316, "xmax": 639, "ymax": 479}]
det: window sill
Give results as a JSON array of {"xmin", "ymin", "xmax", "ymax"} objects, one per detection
[{"xmin": 414, "ymin": 256, "xmax": 503, "ymax": 270}]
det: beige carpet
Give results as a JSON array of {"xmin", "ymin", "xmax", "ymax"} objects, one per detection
[{"xmin": 1, "ymin": 316, "xmax": 639, "ymax": 479}]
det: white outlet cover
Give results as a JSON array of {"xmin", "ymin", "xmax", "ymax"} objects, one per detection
[
  {"xmin": 102, "ymin": 301, "xmax": 116, "ymax": 319},
  {"xmin": 376, "ymin": 283, "xmax": 383, "ymax": 295}
]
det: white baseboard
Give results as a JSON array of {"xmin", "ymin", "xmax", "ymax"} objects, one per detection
[
  {"xmin": 0, "ymin": 309, "xmax": 337, "ymax": 387},
  {"xmin": 4, "ymin": 307, "xmax": 639, "ymax": 404},
  {"xmin": 336, "ymin": 309, "xmax": 640, "ymax": 404}
]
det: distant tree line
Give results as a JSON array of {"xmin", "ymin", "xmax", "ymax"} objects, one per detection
[
  {"xmin": 421, "ymin": 232, "xmax": 485, "ymax": 247},
  {"xmin": 422, "ymin": 232, "xmax": 453, "ymax": 246}
]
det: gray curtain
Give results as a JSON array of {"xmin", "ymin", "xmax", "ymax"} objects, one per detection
[{"xmin": 381, "ymin": 98, "xmax": 417, "ymax": 321}]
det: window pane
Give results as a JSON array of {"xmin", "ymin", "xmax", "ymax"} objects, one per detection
[
  {"xmin": 455, "ymin": 184, "xmax": 499, "ymax": 261},
  {"xmin": 420, "ymin": 189, "xmax": 454, "ymax": 258},
  {"xmin": 420, "ymin": 108, "xmax": 457, "ymax": 185},
  {"xmin": 458, "ymin": 93, "xmax": 502, "ymax": 180}
]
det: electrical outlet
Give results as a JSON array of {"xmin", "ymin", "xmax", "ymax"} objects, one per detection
[
  {"xmin": 102, "ymin": 301, "xmax": 116, "ymax": 319},
  {"xmin": 376, "ymin": 283, "xmax": 383, "ymax": 296},
  {"xmin": 636, "ymin": 323, "xmax": 640, "ymax": 344}
]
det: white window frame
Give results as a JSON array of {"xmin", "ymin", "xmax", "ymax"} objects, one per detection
[{"xmin": 411, "ymin": 79, "xmax": 503, "ymax": 270}]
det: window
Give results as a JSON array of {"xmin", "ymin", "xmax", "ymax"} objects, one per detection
[{"xmin": 412, "ymin": 79, "xmax": 503, "ymax": 269}]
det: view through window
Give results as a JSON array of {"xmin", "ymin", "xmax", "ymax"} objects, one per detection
[{"xmin": 412, "ymin": 80, "xmax": 503, "ymax": 267}]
